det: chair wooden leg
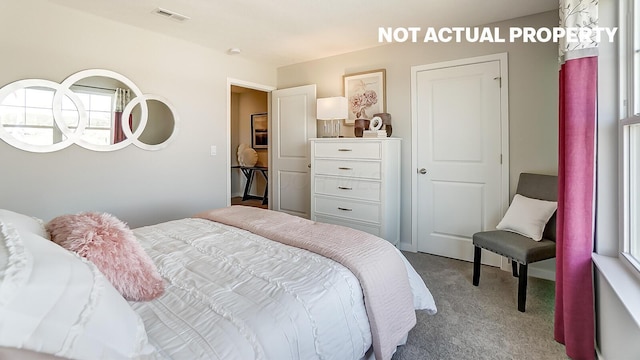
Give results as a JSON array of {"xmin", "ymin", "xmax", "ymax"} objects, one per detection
[
  {"xmin": 472, "ymin": 246, "xmax": 481, "ymax": 286},
  {"xmin": 511, "ymin": 261, "xmax": 519, "ymax": 277},
  {"xmin": 517, "ymin": 263, "xmax": 528, "ymax": 312}
]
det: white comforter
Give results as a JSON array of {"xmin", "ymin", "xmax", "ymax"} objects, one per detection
[{"xmin": 130, "ymin": 218, "xmax": 435, "ymax": 360}]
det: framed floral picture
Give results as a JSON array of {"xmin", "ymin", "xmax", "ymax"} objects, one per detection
[{"xmin": 343, "ymin": 69, "xmax": 386, "ymax": 124}]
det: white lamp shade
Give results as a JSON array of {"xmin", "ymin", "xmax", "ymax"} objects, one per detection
[{"xmin": 317, "ymin": 97, "xmax": 348, "ymax": 120}]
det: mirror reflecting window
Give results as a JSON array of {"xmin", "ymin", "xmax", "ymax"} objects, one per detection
[
  {"xmin": 1, "ymin": 86, "xmax": 57, "ymax": 145},
  {"xmin": 0, "ymin": 69, "xmax": 178, "ymax": 152}
]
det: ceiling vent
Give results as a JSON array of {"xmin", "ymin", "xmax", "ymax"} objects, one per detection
[{"xmin": 153, "ymin": 7, "xmax": 190, "ymax": 22}]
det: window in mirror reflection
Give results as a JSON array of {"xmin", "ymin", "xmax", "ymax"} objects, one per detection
[
  {"xmin": 68, "ymin": 86, "xmax": 114, "ymax": 145},
  {"xmin": 0, "ymin": 87, "xmax": 56, "ymax": 145},
  {"xmin": 0, "ymin": 86, "xmax": 116, "ymax": 146}
]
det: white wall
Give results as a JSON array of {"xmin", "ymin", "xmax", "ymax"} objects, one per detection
[
  {"xmin": 0, "ymin": 0, "xmax": 276, "ymax": 227},
  {"xmin": 278, "ymin": 11, "xmax": 559, "ymax": 257}
]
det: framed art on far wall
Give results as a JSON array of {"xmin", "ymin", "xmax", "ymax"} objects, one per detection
[
  {"xmin": 251, "ymin": 112, "xmax": 268, "ymax": 149},
  {"xmin": 343, "ymin": 69, "xmax": 386, "ymax": 124}
]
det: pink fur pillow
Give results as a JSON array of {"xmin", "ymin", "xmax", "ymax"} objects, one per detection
[{"xmin": 46, "ymin": 212, "xmax": 164, "ymax": 301}]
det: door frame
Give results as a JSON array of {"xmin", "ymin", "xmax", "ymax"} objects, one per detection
[
  {"xmin": 408, "ymin": 53, "xmax": 510, "ymax": 254},
  {"xmin": 226, "ymin": 78, "xmax": 276, "ymax": 207}
]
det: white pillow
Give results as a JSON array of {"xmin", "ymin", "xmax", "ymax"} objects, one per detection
[
  {"xmin": 0, "ymin": 209, "xmax": 49, "ymax": 239},
  {"xmin": 496, "ymin": 194, "xmax": 557, "ymax": 241},
  {"xmin": 0, "ymin": 221, "xmax": 157, "ymax": 360}
]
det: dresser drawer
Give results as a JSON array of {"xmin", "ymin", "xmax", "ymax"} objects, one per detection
[
  {"xmin": 314, "ymin": 214, "xmax": 381, "ymax": 237},
  {"xmin": 314, "ymin": 196, "xmax": 380, "ymax": 223},
  {"xmin": 314, "ymin": 159, "xmax": 381, "ymax": 180},
  {"xmin": 314, "ymin": 141, "xmax": 381, "ymax": 159},
  {"xmin": 314, "ymin": 176, "xmax": 381, "ymax": 202}
]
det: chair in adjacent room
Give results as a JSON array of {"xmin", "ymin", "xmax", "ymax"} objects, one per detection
[{"xmin": 472, "ymin": 173, "xmax": 558, "ymax": 312}]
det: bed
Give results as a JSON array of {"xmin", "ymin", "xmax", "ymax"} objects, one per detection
[{"xmin": 0, "ymin": 206, "xmax": 436, "ymax": 360}]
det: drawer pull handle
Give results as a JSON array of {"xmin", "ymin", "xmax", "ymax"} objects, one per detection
[
  {"xmin": 338, "ymin": 148, "xmax": 352, "ymax": 152},
  {"xmin": 338, "ymin": 186, "xmax": 353, "ymax": 190},
  {"xmin": 338, "ymin": 167, "xmax": 352, "ymax": 170},
  {"xmin": 337, "ymin": 207, "xmax": 353, "ymax": 211}
]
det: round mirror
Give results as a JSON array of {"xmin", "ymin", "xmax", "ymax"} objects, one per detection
[
  {"xmin": 123, "ymin": 95, "xmax": 179, "ymax": 151},
  {"xmin": 0, "ymin": 69, "xmax": 178, "ymax": 152},
  {"xmin": 131, "ymin": 99, "xmax": 176, "ymax": 146}
]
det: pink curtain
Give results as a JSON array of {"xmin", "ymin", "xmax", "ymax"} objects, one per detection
[
  {"xmin": 555, "ymin": 56, "xmax": 596, "ymax": 360},
  {"xmin": 113, "ymin": 111, "xmax": 125, "ymax": 143}
]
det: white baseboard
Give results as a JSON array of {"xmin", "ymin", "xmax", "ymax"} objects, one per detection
[
  {"xmin": 501, "ymin": 257, "xmax": 556, "ymax": 281},
  {"xmin": 399, "ymin": 242, "xmax": 416, "ymax": 252},
  {"xmin": 528, "ymin": 267, "xmax": 555, "ymax": 281}
]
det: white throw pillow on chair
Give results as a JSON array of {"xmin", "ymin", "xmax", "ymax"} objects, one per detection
[{"xmin": 496, "ymin": 194, "xmax": 557, "ymax": 241}]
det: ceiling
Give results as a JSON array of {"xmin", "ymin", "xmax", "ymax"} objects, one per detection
[{"xmin": 47, "ymin": 0, "xmax": 558, "ymax": 67}]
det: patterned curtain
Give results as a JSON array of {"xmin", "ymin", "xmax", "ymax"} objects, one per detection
[
  {"xmin": 113, "ymin": 88, "xmax": 131, "ymax": 144},
  {"xmin": 555, "ymin": 1, "xmax": 597, "ymax": 359}
]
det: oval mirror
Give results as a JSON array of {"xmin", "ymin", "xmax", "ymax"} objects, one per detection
[{"xmin": 0, "ymin": 69, "xmax": 178, "ymax": 152}]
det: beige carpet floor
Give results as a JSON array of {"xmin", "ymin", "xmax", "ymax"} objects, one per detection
[{"xmin": 392, "ymin": 252, "xmax": 568, "ymax": 360}]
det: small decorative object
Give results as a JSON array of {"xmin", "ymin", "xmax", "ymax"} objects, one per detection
[
  {"xmin": 237, "ymin": 143, "xmax": 248, "ymax": 164},
  {"xmin": 238, "ymin": 147, "xmax": 258, "ymax": 167},
  {"xmin": 362, "ymin": 116, "xmax": 387, "ymax": 138},
  {"xmin": 369, "ymin": 116, "xmax": 383, "ymax": 130},
  {"xmin": 373, "ymin": 112, "xmax": 392, "ymax": 137},
  {"xmin": 251, "ymin": 113, "xmax": 268, "ymax": 149},
  {"xmin": 343, "ymin": 69, "xmax": 386, "ymax": 124},
  {"xmin": 354, "ymin": 118, "xmax": 370, "ymax": 137},
  {"xmin": 317, "ymin": 97, "xmax": 348, "ymax": 138}
]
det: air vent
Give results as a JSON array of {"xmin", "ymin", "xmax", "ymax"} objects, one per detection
[{"xmin": 153, "ymin": 7, "xmax": 190, "ymax": 22}]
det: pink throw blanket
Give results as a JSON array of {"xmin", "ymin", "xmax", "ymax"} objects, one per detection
[{"xmin": 195, "ymin": 206, "xmax": 416, "ymax": 360}]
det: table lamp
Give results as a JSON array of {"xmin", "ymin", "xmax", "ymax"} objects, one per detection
[{"xmin": 317, "ymin": 97, "xmax": 348, "ymax": 138}]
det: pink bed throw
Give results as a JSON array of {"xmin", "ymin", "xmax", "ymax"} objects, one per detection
[{"xmin": 195, "ymin": 206, "xmax": 416, "ymax": 360}]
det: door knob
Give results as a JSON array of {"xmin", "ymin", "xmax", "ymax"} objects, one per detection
[{"xmin": 418, "ymin": 168, "xmax": 427, "ymax": 174}]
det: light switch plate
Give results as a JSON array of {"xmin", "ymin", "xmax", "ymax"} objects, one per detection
[{"xmin": 210, "ymin": 145, "xmax": 217, "ymax": 156}]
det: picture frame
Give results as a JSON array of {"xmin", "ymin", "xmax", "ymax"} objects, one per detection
[
  {"xmin": 251, "ymin": 112, "xmax": 268, "ymax": 149},
  {"xmin": 343, "ymin": 69, "xmax": 386, "ymax": 124}
]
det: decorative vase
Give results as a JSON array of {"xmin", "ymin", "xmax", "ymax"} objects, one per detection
[{"xmin": 354, "ymin": 119, "xmax": 370, "ymax": 137}]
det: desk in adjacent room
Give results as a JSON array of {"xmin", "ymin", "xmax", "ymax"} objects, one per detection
[{"xmin": 232, "ymin": 165, "xmax": 268, "ymax": 205}]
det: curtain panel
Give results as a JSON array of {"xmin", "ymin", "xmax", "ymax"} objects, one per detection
[{"xmin": 555, "ymin": 1, "xmax": 598, "ymax": 359}]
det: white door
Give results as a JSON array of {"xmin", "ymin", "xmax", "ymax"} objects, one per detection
[
  {"xmin": 271, "ymin": 84, "xmax": 317, "ymax": 218},
  {"xmin": 413, "ymin": 55, "xmax": 508, "ymax": 266}
]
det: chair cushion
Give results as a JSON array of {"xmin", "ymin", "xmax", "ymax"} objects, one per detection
[{"xmin": 472, "ymin": 230, "xmax": 556, "ymax": 264}]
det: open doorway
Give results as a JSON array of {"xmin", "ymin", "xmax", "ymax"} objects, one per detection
[{"xmin": 230, "ymin": 85, "xmax": 270, "ymax": 209}]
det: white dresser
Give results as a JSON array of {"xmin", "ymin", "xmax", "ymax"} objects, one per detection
[{"xmin": 309, "ymin": 138, "xmax": 401, "ymax": 246}]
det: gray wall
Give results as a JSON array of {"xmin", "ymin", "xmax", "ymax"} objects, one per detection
[
  {"xmin": 278, "ymin": 11, "xmax": 559, "ymax": 258},
  {"xmin": 0, "ymin": 0, "xmax": 276, "ymax": 227}
]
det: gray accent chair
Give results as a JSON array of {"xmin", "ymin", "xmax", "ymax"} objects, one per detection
[{"xmin": 472, "ymin": 173, "xmax": 558, "ymax": 312}]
